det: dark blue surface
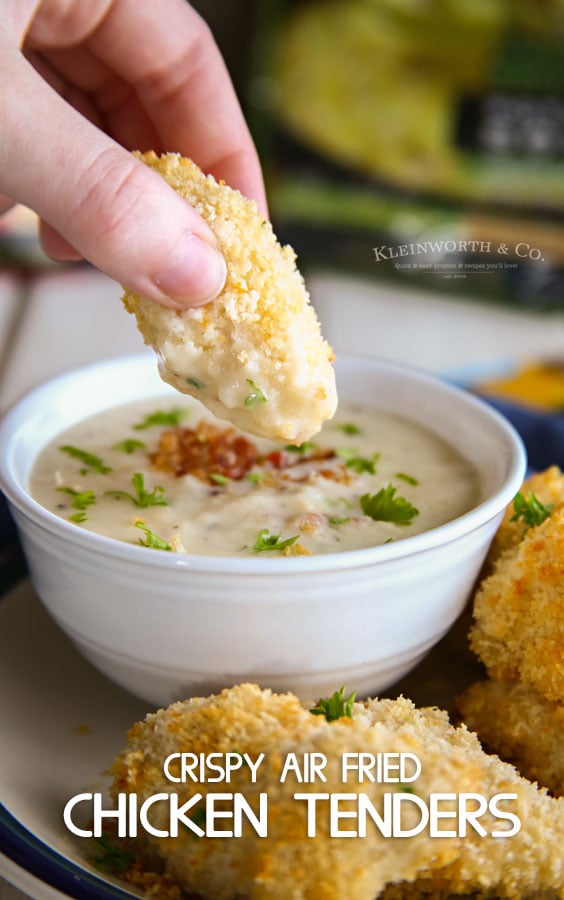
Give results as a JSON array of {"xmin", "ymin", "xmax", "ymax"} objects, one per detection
[
  {"xmin": 482, "ymin": 395, "xmax": 564, "ymax": 473},
  {"xmin": 0, "ymin": 805, "xmax": 136, "ymax": 899},
  {"xmin": 0, "ymin": 492, "xmax": 17, "ymax": 548}
]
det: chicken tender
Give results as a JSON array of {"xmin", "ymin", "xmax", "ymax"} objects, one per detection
[
  {"xmin": 458, "ymin": 679, "xmax": 564, "ymax": 798},
  {"xmin": 122, "ymin": 152, "xmax": 337, "ymax": 443},
  {"xmin": 486, "ymin": 466, "xmax": 564, "ymax": 565},
  {"xmin": 110, "ymin": 684, "xmax": 564, "ymax": 900},
  {"xmin": 470, "ymin": 502, "xmax": 564, "ymax": 702}
]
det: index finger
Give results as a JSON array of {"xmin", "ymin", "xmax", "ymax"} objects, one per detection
[{"xmin": 87, "ymin": 0, "xmax": 267, "ymax": 214}]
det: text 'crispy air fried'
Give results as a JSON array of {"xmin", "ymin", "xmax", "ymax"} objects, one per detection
[
  {"xmin": 110, "ymin": 684, "xmax": 564, "ymax": 900},
  {"xmin": 122, "ymin": 152, "xmax": 337, "ymax": 443}
]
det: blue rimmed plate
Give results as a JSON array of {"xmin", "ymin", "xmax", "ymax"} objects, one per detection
[{"xmin": 0, "ymin": 579, "xmax": 149, "ymax": 899}]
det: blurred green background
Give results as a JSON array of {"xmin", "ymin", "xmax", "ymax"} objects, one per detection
[
  {"xmin": 199, "ymin": 0, "xmax": 564, "ymax": 310},
  {"xmin": 3, "ymin": 0, "xmax": 563, "ymax": 310}
]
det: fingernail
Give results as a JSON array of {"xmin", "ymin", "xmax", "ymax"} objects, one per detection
[{"xmin": 155, "ymin": 233, "xmax": 226, "ymax": 306}]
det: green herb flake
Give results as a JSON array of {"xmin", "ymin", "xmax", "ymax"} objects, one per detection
[
  {"xmin": 285, "ymin": 441, "xmax": 316, "ymax": 454},
  {"xmin": 336, "ymin": 449, "xmax": 380, "ymax": 474},
  {"xmin": 133, "ymin": 409, "xmax": 187, "ymax": 430},
  {"xmin": 310, "ymin": 686, "xmax": 356, "ymax": 722},
  {"xmin": 335, "ymin": 423, "xmax": 361, "ymax": 435},
  {"xmin": 106, "ymin": 473, "xmax": 168, "ymax": 508},
  {"xmin": 182, "ymin": 806, "xmax": 206, "ymax": 838},
  {"xmin": 230, "ymin": 749, "xmax": 248, "ymax": 765},
  {"xmin": 135, "ymin": 521, "xmax": 172, "ymax": 551},
  {"xmin": 360, "ymin": 485, "xmax": 419, "ymax": 526},
  {"xmin": 252, "ymin": 528, "xmax": 300, "ymax": 553},
  {"xmin": 510, "ymin": 491, "xmax": 554, "ymax": 531},
  {"xmin": 69, "ymin": 511, "xmax": 88, "ymax": 524},
  {"xmin": 186, "ymin": 376, "xmax": 205, "ymax": 389},
  {"xmin": 57, "ymin": 487, "xmax": 96, "ymax": 511},
  {"xmin": 329, "ymin": 516, "xmax": 350, "ymax": 526},
  {"xmin": 59, "ymin": 445, "xmax": 111, "ymax": 475},
  {"xmin": 91, "ymin": 833, "xmax": 134, "ymax": 874},
  {"xmin": 246, "ymin": 471, "xmax": 266, "ymax": 485},
  {"xmin": 210, "ymin": 473, "xmax": 231, "ymax": 485},
  {"xmin": 113, "ymin": 439, "xmax": 146, "ymax": 454},
  {"xmin": 244, "ymin": 379, "xmax": 267, "ymax": 408},
  {"xmin": 398, "ymin": 784, "xmax": 415, "ymax": 794},
  {"xmin": 395, "ymin": 472, "xmax": 419, "ymax": 486}
]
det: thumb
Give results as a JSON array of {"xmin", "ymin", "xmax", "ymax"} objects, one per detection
[{"xmin": 0, "ymin": 46, "xmax": 226, "ymax": 309}]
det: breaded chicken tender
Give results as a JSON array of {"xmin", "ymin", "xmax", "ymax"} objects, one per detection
[
  {"xmin": 458, "ymin": 679, "xmax": 564, "ymax": 798},
  {"xmin": 470, "ymin": 503, "xmax": 564, "ymax": 702},
  {"xmin": 110, "ymin": 684, "xmax": 564, "ymax": 900},
  {"xmin": 486, "ymin": 466, "xmax": 564, "ymax": 565},
  {"xmin": 122, "ymin": 152, "xmax": 337, "ymax": 443}
]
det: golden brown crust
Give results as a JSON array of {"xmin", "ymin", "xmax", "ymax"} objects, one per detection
[
  {"xmin": 470, "ymin": 502, "xmax": 564, "ymax": 702},
  {"xmin": 122, "ymin": 152, "xmax": 337, "ymax": 442},
  {"xmin": 110, "ymin": 684, "xmax": 564, "ymax": 899},
  {"xmin": 486, "ymin": 467, "xmax": 564, "ymax": 566},
  {"xmin": 458, "ymin": 679, "xmax": 564, "ymax": 798}
]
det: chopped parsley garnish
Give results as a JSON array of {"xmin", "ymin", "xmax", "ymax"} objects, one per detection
[
  {"xmin": 59, "ymin": 446, "xmax": 111, "ymax": 475},
  {"xmin": 70, "ymin": 511, "xmax": 88, "ymax": 524},
  {"xmin": 310, "ymin": 686, "xmax": 356, "ymax": 722},
  {"xmin": 246, "ymin": 471, "xmax": 267, "ymax": 485},
  {"xmin": 91, "ymin": 833, "xmax": 134, "ymax": 873},
  {"xmin": 183, "ymin": 806, "xmax": 206, "ymax": 838},
  {"xmin": 336, "ymin": 448, "xmax": 380, "ymax": 474},
  {"xmin": 395, "ymin": 472, "xmax": 419, "ymax": 486},
  {"xmin": 329, "ymin": 516, "xmax": 350, "ymax": 526},
  {"xmin": 510, "ymin": 491, "xmax": 553, "ymax": 530},
  {"xmin": 244, "ymin": 379, "xmax": 267, "ymax": 408},
  {"xmin": 252, "ymin": 528, "xmax": 300, "ymax": 553},
  {"xmin": 133, "ymin": 409, "xmax": 187, "ymax": 430},
  {"xmin": 106, "ymin": 473, "xmax": 168, "ymax": 508},
  {"xmin": 57, "ymin": 487, "xmax": 96, "ymax": 511},
  {"xmin": 335, "ymin": 423, "xmax": 361, "ymax": 435},
  {"xmin": 186, "ymin": 376, "xmax": 205, "ymax": 389},
  {"xmin": 398, "ymin": 784, "xmax": 415, "ymax": 794},
  {"xmin": 135, "ymin": 521, "xmax": 172, "ymax": 551},
  {"xmin": 360, "ymin": 485, "xmax": 419, "ymax": 526},
  {"xmin": 230, "ymin": 749, "xmax": 249, "ymax": 765},
  {"xmin": 210, "ymin": 473, "xmax": 231, "ymax": 485},
  {"xmin": 285, "ymin": 441, "xmax": 316, "ymax": 454},
  {"xmin": 113, "ymin": 439, "xmax": 146, "ymax": 454}
]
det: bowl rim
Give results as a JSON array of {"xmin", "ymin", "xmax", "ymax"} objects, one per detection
[{"xmin": 0, "ymin": 353, "xmax": 526, "ymax": 574}]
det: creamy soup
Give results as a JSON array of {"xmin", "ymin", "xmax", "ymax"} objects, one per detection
[{"xmin": 31, "ymin": 398, "xmax": 481, "ymax": 557}]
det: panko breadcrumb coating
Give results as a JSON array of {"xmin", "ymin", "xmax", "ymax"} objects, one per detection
[
  {"xmin": 458, "ymin": 679, "xmax": 564, "ymax": 798},
  {"xmin": 470, "ymin": 502, "xmax": 564, "ymax": 702},
  {"xmin": 486, "ymin": 466, "xmax": 564, "ymax": 566},
  {"xmin": 110, "ymin": 684, "xmax": 564, "ymax": 900},
  {"xmin": 122, "ymin": 152, "xmax": 337, "ymax": 443}
]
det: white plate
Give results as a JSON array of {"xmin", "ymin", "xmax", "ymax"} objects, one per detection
[
  {"xmin": 0, "ymin": 576, "xmax": 518, "ymax": 900},
  {"xmin": 0, "ymin": 579, "xmax": 149, "ymax": 899}
]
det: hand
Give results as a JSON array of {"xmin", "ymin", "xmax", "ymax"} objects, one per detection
[{"xmin": 0, "ymin": 0, "xmax": 267, "ymax": 308}]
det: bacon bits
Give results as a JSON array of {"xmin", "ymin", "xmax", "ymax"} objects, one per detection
[{"xmin": 150, "ymin": 422, "xmax": 258, "ymax": 483}]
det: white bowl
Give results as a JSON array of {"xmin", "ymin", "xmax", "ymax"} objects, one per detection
[{"xmin": 0, "ymin": 354, "xmax": 525, "ymax": 706}]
